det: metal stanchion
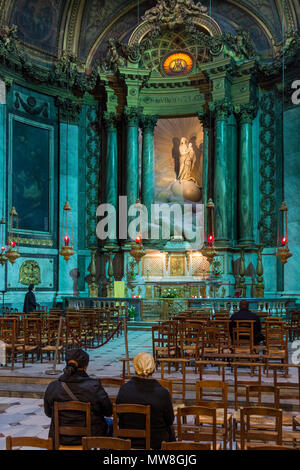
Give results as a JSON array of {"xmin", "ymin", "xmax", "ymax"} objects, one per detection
[
  {"xmin": 123, "ymin": 315, "xmax": 130, "ymax": 377},
  {"xmin": 45, "ymin": 316, "xmax": 63, "ymax": 376}
]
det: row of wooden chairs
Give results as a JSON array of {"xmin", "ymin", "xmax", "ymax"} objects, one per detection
[
  {"xmin": 152, "ymin": 319, "xmax": 289, "ymax": 372},
  {"xmin": 0, "ymin": 308, "xmax": 124, "ymax": 369}
]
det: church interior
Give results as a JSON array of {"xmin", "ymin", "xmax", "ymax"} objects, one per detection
[{"xmin": 0, "ymin": 0, "xmax": 300, "ymax": 453}]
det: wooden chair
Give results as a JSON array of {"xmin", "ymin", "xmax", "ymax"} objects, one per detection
[
  {"xmin": 177, "ymin": 405, "xmax": 218, "ymax": 450},
  {"xmin": 16, "ymin": 318, "xmax": 41, "ymax": 366},
  {"xmin": 178, "ymin": 322, "xmax": 202, "ymax": 366},
  {"xmin": 113, "ymin": 403, "xmax": 151, "ymax": 450},
  {"xmin": 0, "ymin": 318, "xmax": 19, "ymax": 369},
  {"xmin": 200, "ymin": 327, "xmax": 222, "ymax": 360},
  {"xmin": 152, "ymin": 322, "xmax": 177, "ymax": 367},
  {"xmin": 239, "ymin": 406, "xmax": 282, "ymax": 450},
  {"xmin": 233, "ymin": 384, "xmax": 280, "ymax": 442},
  {"xmin": 54, "ymin": 401, "xmax": 91, "ymax": 450},
  {"xmin": 40, "ymin": 317, "xmax": 64, "ymax": 363},
  {"xmin": 6, "ymin": 436, "xmax": 53, "ymax": 450},
  {"xmin": 195, "ymin": 380, "xmax": 233, "ymax": 449},
  {"xmin": 161, "ymin": 441, "xmax": 212, "ymax": 450},
  {"xmin": 100, "ymin": 377, "xmax": 124, "ymax": 403},
  {"xmin": 232, "ymin": 320, "xmax": 255, "ymax": 354},
  {"xmin": 82, "ymin": 437, "xmax": 131, "ymax": 450},
  {"xmin": 246, "ymin": 444, "xmax": 300, "ymax": 450},
  {"xmin": 265, "ymin": 322, "xmax": 288, "ymax": 376}
]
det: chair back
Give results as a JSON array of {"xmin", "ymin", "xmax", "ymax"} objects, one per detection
[
  {"xmin": 6, "ymin": 436, "xmax": 53, "ymax": 450},
  {"xmin": 161, "ymin": 441, "xmax": 211, "ymax": 450},
  {"xmin": 245, "ymin": 385, "xmax": 280, "ymax": 409},
  {"xmin": 177, "ymin": 405, "xmax": 217, "ymax": 449},
  {"xmin": 100, "ymin": 378, "xmax": 124, "ymax": 403},
  {"xmin": 54, "ymin": 401, "xmax": 91, "ymax": 450},
  {"xmin": 157, "ymin": 378, "xmax": 173, "ymax": 400},
  {"xmin": 240, "ymin": 406, "xmax": 282, "ymax": 450},
  {"xmin": 113, "ymin": 403, "xmax": 151, "ymax": 450},
  {"xmin": 82, "ymin": 437, "xmax": 131, "ymax": 450}
]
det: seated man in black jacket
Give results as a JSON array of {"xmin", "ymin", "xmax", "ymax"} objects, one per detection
[
  {"xmin": 230, "ymin": 300, "xmax": 265, "ymax": 346},
  {"xmin": 44, "ymin": 349, "xmax": 112, "ymax": 446},
  {"xmin": 116, "ymin": 352, "xmax": 175, "ymax": 449}
]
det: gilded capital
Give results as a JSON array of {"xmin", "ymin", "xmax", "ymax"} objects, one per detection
[
  {"xmin": 55, "ymin": 96, "xmax": 82, "ymax": 123},
  {"xmin": 103, "ymin": 111, "xmax": 117, "ymax": 130},
  {"xmin": 209, "ymin": 99, "xmax": 232, "ymax": 121},
  {"xmin": 124, "ymin": 106, "xmax": 143, "ymax": 126},
  {"xmin": 235, "ymin": 103, "xmax": 257, "ymax": 124},
  {"xmin": 140, "ymin": 115, "xmax": 157, "ymax": 133},
  {"xmin": 198, "ymin": 112, "xmax": 212, "ymax": 129}
]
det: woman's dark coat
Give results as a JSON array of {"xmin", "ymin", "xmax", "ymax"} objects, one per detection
[
  {"xmin": 116, "ymin": 376, "xmax": 175, "ymax": 449},
  {"xmin": 44, "ymin": 371, "xmax": 112, "ymax": 445}
]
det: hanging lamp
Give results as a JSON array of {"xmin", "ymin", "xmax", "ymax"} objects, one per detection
[
  {"xmin": 59, "ymin": 64, "xmax": 75, "ymax": 263},
  {"xmin": 200, "ymin": 199, "xmax": 217, "ymax": 264},
  {"xmin": 275, "ymin": 201, "xmax": 292, "ymax": 264},
  {"xmin": 6, "ymin": 206, "xmax": 20, "ymax": 265},
  {"xmin": 275, "ymin": 5, "xmax": 292, "ymax": 265},
  {"xmin": 129, "ymin": 199, "xmax": 145, "ymax": 264},
  {"xmin": 0, "ymin": 114, "xmax": 7, "ymax": 266}
]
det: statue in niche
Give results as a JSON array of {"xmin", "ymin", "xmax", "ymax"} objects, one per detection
[
  {"xmin": 170, "ymin": 136, "xmax": 202, "ymax": 203},
  {"xmin": 177, "ymin": 137, "xmax": 197, "ymax": 184}
]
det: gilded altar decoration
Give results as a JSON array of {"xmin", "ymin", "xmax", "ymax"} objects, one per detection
[
  {"xmin": 88, "ymin": 247, "xmax": 98, "ymax": 297},
  {"xmin": 19, "ymin": 260, "xmax": 41, "ymax": 286},
  {"xmin": 142, "ymin": 256, "xmax": 164, "ymax": 277},
  {"xmin": 255, "ymin": 245, "xmax": 264, "ymax": 298},
  {"xmin": 170, "ymin": 256, "xmax": 185, "ymax": 276}
]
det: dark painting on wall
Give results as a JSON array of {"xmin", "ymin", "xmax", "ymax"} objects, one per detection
[{"xmin": 12, "ymin": 120, "xmax": 50, "ymax": 232}]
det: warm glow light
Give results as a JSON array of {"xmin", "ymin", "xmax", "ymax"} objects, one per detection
[
  {"xmin": 135, "ymin": 235, "xmax": 142, "ymax": 244},
  {"xmin": 9, "ymin": 240, "xmax": 16, "ymax": 248},
  {"xmin": 208, "ymin": 235, "xmax": 214, "ymax": 246},
  {"xmin": 1, "ymin": 246, "xmax": 5, "ymax": 252},
  {"xmin": 163, "ymin": 52, "xmax": 193, "ymax": 76},
  {"xmin": 64, "ymin": 235, "xmax": 70, "ymax": 246},
  {"xmin": 281, "ymin": 237, "xmax": 287, "ymax": 246}
]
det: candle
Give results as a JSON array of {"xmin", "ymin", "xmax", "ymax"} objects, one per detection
[
  {"xmin": 1, "ymin": 246, "xmax": 5, "ymax": 252},
  {"xmin": 281, "ymin": 237, "xmax": 287, "ymax": 247},
  {"xmin": 64, "ymin": 235, "xmax": 70, "ymax": 246},
  {"xmin": 9, "ymin": 240, "xmax": 16, "ymax": 248},
  {"xmin": 208, "ymin": 235, "xmax": 214, "ymax": 247},
  {"xmin": 135, "ymin": 235, "xmax": 141, "ymax": 244}
]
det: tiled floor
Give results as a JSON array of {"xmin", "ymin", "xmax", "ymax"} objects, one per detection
[
  {"xmin": 0, "ymin": 329, "xmax": 153, "ymax": 378},
  {"xmin": 0, "ymin": 329, "xmax": 299, "ymax": 450}
]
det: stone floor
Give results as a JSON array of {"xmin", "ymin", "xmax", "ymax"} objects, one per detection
[{"xmin": 0, "ymin": 329, "xmax": 299, "ymax": 450}]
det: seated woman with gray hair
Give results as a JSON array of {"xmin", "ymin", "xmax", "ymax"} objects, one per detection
[{"xmin": 116, "ymin": 352, "xmax": 175, "ymax": 449}]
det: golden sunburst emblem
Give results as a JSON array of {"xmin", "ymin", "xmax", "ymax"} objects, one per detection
[{"xmin": 163, "ymin": 52, "xmax": 193, "ymax": 76}]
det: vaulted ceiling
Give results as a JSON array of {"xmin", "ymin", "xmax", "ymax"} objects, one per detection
[{"xmin": 0, "ymin": 0, "xmax": 299, "ymax": 66}]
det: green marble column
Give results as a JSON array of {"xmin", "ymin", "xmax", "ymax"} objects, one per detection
[
  {"xmin": 103, "ymin": 112, "xmax": 118, "ymax": 245},
  {"xmin": 141, "ymin": 115, "xmax": 157, "ymax": 213},
  {"xmin": 237, "ymin": 105, "xmax": 256, "ymax": 244},
  {"xmin": 125, "ymin": 107, "xmax": 141, "ymax": 209},
  {"xmin": 212, "ymin": 101, "xmax": 232, "ymax": 243},
  {"xmin": 198, "ymin": 113, "xmax": 211, "ymax": 238}
]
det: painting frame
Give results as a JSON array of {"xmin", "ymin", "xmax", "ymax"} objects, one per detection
[{"xmin": 8, "ymin": 113, "xmax": 55, "ymax": 237}]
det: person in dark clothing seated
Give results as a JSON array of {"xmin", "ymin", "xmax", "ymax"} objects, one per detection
[
  {"xmin": 230, "ymin": 300, "xmax": 265, "ymax": 346},
  {"xmin": 44, "ymin": 349, "xmax": 113, "ymax": 446},
  {"xmin": 23, "ymin": 284, "xmax": 38, "ymax": 314},
  {"xmin": 116, "ymin": 352, "xmax": 175, "ymax": 450}
]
